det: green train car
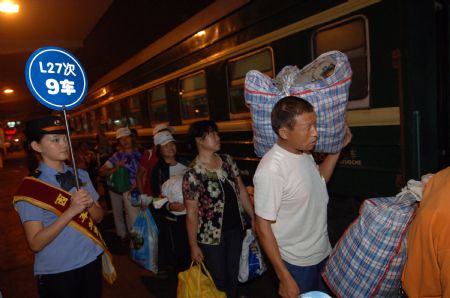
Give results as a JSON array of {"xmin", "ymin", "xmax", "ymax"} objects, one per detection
[{"xmin": 69, "ymin": 0, "xmax": 449, "ymax": 216}]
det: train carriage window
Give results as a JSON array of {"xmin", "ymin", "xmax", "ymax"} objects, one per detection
[
  {"xmin": 227, "ymin": 49, "xmax": 274, "ymax": 119},
  {"xmin": 127, "ymin": 94, "xmax": 143, "ymax": 127},
  {"xmin": 88, "ymin": 110, "xmax": 97, "ymax": 132},
  {"xmin": 69, "ymin": 117, "xmax": 77, "ymax": 134},
  {"xmin": 99, "ymin": 106, "xmax": 109, "ymax": 132},
  {"xmin": 81, "ymin": 113, "xmax": 89, "ymax": 132},
  {"xmin": 313, "ymin": 16, "xmax": 370, "ymax": 109},
  {"xmin": 179, "ymin": 72, "xmax": 209, "ymax": 123},
  {"xmin": 108, "ymin": 101, "xmax": 127, "ymax": 130},
  {"xmin": 147, "ymin": 85, "xmax": 168, "ymax": 126},
  {"xmin": 74, "ymin": 115, "xmax": 82, "ymax": 133}
]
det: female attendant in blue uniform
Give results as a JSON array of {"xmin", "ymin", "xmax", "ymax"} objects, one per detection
[{"xmin": 14, "ymin": 116, "xmax": 105, "ymax": 298}]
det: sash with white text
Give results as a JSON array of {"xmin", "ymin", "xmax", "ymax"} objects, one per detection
[{"xmin": 13, "ymin": 176, "xmax": 117, "ymax": 284}]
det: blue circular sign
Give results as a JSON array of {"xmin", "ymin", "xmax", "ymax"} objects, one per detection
[{"xmin": 25, "ymin": 46, "xmax": 87, "ymax": 111}]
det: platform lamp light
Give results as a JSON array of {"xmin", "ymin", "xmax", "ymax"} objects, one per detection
[
  {"xmin": 3, "ymin": 89, "xmax": 14, "ymax": 94},
  {"xmin": 0, "ymin": 1, "xmax": 19, "ymax": 13}
]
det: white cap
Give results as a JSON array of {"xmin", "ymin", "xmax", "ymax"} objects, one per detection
[
  {"xmin": 116, "ymin": 127, "xmax": 131, "ymax": 139},
  {"xmin": 153, "ymin": 123, "xmax": 175, "ymax": 134},
  {"xmin": 154, "ymin": 131, "xmax": 176, "ymax": 146}
]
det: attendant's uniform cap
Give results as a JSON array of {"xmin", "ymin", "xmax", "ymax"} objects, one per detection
[{"xmin": 25, "ymin": 116, "xmax": 66, "ymax": 142}]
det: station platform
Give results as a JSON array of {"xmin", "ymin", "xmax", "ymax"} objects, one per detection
[{"xmin": 0, "ymin": 151, "xmax": 279, "ymax": 298}]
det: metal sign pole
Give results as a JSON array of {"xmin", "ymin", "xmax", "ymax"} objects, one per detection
[{"xmin": 62, "ymin": 107, "xmax": 80, "ymax": 190}]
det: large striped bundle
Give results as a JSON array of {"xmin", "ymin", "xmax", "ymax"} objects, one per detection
[
  {"xmin": 322, "ymin": 192, "xmax": 418, "ymax": 297},
  {"xmin": 244, "ymin": 51, "xmax": 352, "ymax": 157}
]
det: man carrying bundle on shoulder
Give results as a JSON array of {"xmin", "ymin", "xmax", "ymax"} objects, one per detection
[{"xmin": 254, "ymin": 96, "xmax": 352, "ymax": 298}]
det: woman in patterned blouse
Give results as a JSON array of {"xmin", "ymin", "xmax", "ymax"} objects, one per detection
[
  {"xmin": 99, "ymin": 127, "xmax": 142, "ymax": 241},
  {"xmin": 183, "ymin": 120, "xmax": 254, "ymax": 298}
]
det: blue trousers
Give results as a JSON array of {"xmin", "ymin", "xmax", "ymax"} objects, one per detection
[{"xmin": 283, "ymin": 257, "xmax": 329, "ymax": 294}]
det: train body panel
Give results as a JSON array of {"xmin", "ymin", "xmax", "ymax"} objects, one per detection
[{"xmin": 69, "ymin": 0, "xmax": 449, "ymax": 201}]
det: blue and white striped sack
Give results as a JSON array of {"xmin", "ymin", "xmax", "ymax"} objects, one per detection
[
  {"xmin": 244, "ymin": 51, "xmax": 352, "ymax": 157},
  {"xmin": 321, "ymin": 191, "xmax": 418, "ymax": 298}
]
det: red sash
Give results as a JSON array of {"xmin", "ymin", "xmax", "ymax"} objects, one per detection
[{"xmin": 13, "ymin": 177, "xmax": 117, "ymax": 284}]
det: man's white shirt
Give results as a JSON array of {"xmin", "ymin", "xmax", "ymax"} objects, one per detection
[{"xmin": 254, "ymin": 143, "xmax": 331, "ymax": 266}]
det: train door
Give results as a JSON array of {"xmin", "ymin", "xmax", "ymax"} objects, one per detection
[{"xmin": 435, "ymin": 0, "xmax": 450, "ymax": 168}]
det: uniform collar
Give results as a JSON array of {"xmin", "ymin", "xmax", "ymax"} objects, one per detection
[{"xmin": 38, "ymin": 162, "xmax": 71, "ymax": 175}]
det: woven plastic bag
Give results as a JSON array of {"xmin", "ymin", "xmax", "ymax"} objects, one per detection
[
  {"xmin": 238, "ymin": 229, "xmax": 267, "ymax": 282},
  {"xmin": 107, "ymin": 166, "xmax": 130, "ymax": 193},
  {"xmin": 244, "ymin": 51, "xmax": 352, "ymax": 157},
  {"xmin": 129, "ymin": 208, "xmax": 159, "ymax": 273},
  {"xmin": 177, "ymin": 261, "xmax": 226, "ymax": 298},
  {"xmin": 321, "ymin": 190, "xmax": 419, "ymax": 298}
]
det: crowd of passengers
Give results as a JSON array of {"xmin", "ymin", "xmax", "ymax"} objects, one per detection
[
  {"xmin": 96, "ymin": 121, "xmax": 254, "ymax": 298},
  {"xmin": 14, "ymin": 96, "xmax": 449, "ymax": 298}
]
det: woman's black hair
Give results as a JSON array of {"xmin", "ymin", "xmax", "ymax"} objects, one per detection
[
  {"xmin": 24, "ymin": 129, "xmax": 44, "ymax": 174},
  {"xmin": 187, "ymin": 120, "xmax": 218, "ymax": 153},
  {"xmin": 24, "ymin": 142, "xmax": 41, "ymax": 175}
]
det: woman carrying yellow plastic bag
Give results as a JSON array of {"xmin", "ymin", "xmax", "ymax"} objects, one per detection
[{"xmin": 177, "ymin": 261, "xmax": 226, "ymax": 298}]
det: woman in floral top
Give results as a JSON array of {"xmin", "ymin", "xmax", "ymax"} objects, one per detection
[{"xmin": 183, "ymin": 120, "xmax": 254, "ymax": 298}]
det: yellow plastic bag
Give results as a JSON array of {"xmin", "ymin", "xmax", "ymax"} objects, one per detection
[{"xmin": 177, "ymin": 261, "xmax": 226, "ymax": 298}]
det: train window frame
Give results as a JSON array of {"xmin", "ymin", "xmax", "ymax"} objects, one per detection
[
  {"xmin": 147, "ymin": 84, "xmax": 169, "ymax": 127},
  {"xmin": 108, "ymin": 100, "xmax": 127, "ymax": 130},
  {"xmin": 69, "ymin": 116, "xmax": 77, "ymax": 134},
  {"xmin": 227, "ymin": 47, "xmax": 275, "ymax": 120},
  {"xmin": 87, "ymin": 110, "xmax": 96, "ymax": 132},
  {"xmin": 80, "ymin": 113, "xmax": 88, "ymax": 133},
  {"xmin": 126, "ymin": 93, "xmax": 143, "ymax": 128},
  {"xmin": 312, "ymin": 15, "xmax": 371, "ymax": 109},
  {"xmin": 179, "ymin": 70, "xmax": 209, "ymax": 125},
  {"xmin": 74, "ymin": 115, "xmax": 82, "ymax": 133},
  {"xmin": 98, "ymin": 105, "xmax": 109, "ymax": 132}
]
